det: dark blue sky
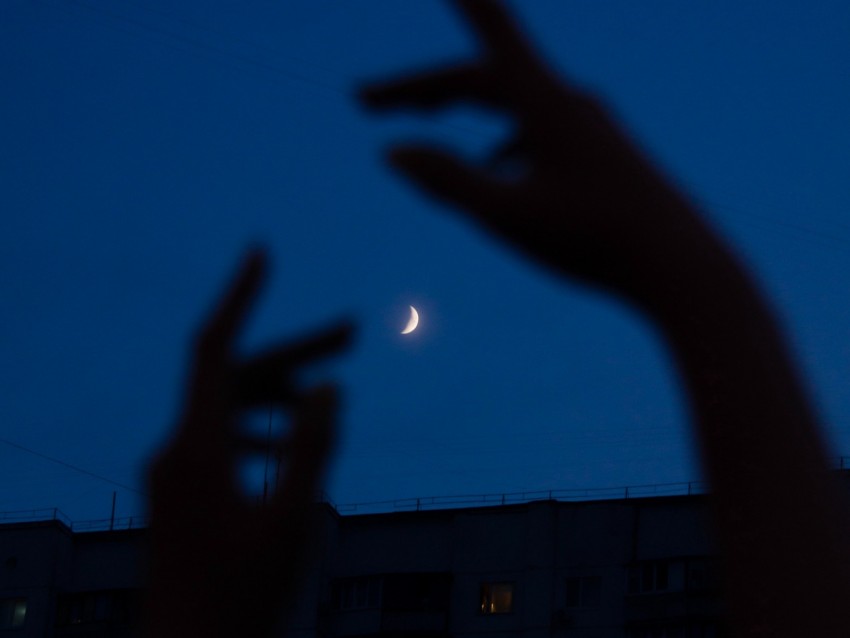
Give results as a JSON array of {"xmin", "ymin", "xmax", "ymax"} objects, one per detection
[{"xmin": 2, "ymin": 0, "xmax": 850, "ymax": 522}]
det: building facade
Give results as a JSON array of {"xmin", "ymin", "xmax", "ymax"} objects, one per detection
[{"xmin": 1, "ymin": 494, "xmax": 726, "ymax": 637}]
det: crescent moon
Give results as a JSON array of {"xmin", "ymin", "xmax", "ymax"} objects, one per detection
[{"xmin": 401, "ymin": 305, "xmax": 419, "ymax": 334}]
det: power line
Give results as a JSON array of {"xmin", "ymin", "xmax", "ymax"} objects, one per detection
[
  {"xmin": 39, "ymin": 0, "xmax": 504, "ymax": 142},
  {"xmin": 43, "ymin": 1, "xmax": 850, "ymax": 259},
  {"xmin": 41, "ymin": 0, "xmax": 349, "ymax": 97},
  {"xmin": 0, "ymin": 437, "xmax": 147, "ymax": 496}
]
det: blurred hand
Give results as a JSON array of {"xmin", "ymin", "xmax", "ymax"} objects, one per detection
[
  {"xmin": 362, "ymin": 3, "xmax": 850, "ymax": 636},
  {"xmin": 360, "ymin": 0, "xmax": 721, "ymax": 305},
  {"xmin": 146, "ymin": 251, "xmax": 353, "ymax": 638}
]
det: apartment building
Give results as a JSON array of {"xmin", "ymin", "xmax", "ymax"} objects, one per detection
[{"xmin": 1, "ymin": 491, "xmax": 726, "ymax": 637}]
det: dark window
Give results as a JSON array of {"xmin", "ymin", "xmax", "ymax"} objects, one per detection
[
  {"xmin": 686, "ymin": 557, "xmax": 721, "ymax": 593},
  {"xmin": 56, "ymin": 590, "xmax": 137, "ymax": 626},
  {"xmin": 382, "ymin": 573, "xmax": 452, "ymax": 612},
  {"xmin": 628, "ymin": 562, "xmax": 669, "ymax": 594},
  {"xmin": 626, "ymin": 625, "xmax": 683, "ymax": 638},
  {"xmin": 330, "ymin": 576, "xmax": 383, "ymax": 611},
  {"xmin": 627, "ymin": 621, "xmax": 721, "ymax": 638},
  {"xmin": 110, "ymin": 589, "xmax": 137, "ymax": 625},
  {"xmin": 0, "ymin": 598, "xmax": 27, "ymax": 629},
  {"xmin": 479, "ymin": 582, "xmax": 514, "ymax": 614},
  {"xmin": 565, "ymin": 576, "xmax": 601, "ymax": 607},
  {"xmin": 690, "ymin": 623, "xmax": 719, "ymax": 638}
]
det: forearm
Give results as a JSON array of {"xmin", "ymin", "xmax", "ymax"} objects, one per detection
[
  {"xmin": 359, "ymin": 0, "xmax": 850, "ymax": 628},
  {"xmin": 645, "ymin": 239, "xmax": 850, "ymax": 635}
]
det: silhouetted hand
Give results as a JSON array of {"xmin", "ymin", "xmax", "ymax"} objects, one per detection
[
  {"xmin": 360, "ymin": 0, "xmax": 722, "ymax": 308},
  {"xmin": 360, "ymin": 2, "xmax": 850, "ymax": 636},
  {"xmin": 146, "ymin": 251, "xmax": 353, "ymax": 638}
]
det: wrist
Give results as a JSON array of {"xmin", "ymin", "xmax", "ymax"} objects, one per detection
[{"xmin": 621, "ymin": 208, "xmax": 756, "ymax": 332}]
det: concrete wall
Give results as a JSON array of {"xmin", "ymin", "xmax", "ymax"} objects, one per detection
[
  {"xmin": 1, "ymin": 496, "xmax": 726, "ymax": 637},
  {"xmin": 1, "ymin": 522, "xmax": 74, "ymax": 637}
]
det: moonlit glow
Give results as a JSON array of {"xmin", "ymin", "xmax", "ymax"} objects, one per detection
[{"xmin": 401, "ymin": 305, "xmax": 419, "ymax": 334}]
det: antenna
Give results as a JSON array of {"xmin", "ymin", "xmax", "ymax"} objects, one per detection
[{"xmin": 262, "ymin": 404, "xmax": 273, "ymax": 505}]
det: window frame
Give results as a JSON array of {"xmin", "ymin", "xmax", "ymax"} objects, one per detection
[
  {"xmin": 627, "ymin": 561, "xmax": 670, "ymax": 595},
  {"xmin": 330, "ymin": 576, "xmax": 383, "ymax": 612},
  {"xmin": 0, "ymin": 598, "xmax": 27, "ymax": 629},
  {"xmin": 565, "ymin": 575, "xmax": 602, "ymax": 607},
  {"xmin": 478, "ymin": 580, "xmax": 515, "ymax": 615}
]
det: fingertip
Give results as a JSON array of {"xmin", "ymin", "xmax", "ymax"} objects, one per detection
[
  {"xmin": 332, "ymin": 319, "xmax": 357, "ymax": 346},
  {"xmin": 385, "ymin": 144, "xmax": 515, "ymax": 223},
  {"xmin": 357, "ymin": 84, "xmax": 383, "ymax": 108},
  {"xmin": 196, "ymin": 246, "xmax": 271, "ymax": 352},
  {"xmin": 386, "ymin": 147, "xmax": 412, "ymax": 170},
  {"xmin": 357, "ymin": 81, "xmax": 407, "ymax": 111},
  {"xmin": 231, "ymin": 247, "xmax": 269, "ymax": 299},
  {"xmin": 386, "ymin": 146, "xmax": 438, "ymax": 174},
  {"xmin": 244, "ymin": 244, "xmax": 270, "ymax": 275},
  {"xmin": 385, "ymin": 145, "xmax": 470, "ymax": 190},
  {"xmin": 309, "ymin": 319, "xmax": 357, "ymax": 359}
]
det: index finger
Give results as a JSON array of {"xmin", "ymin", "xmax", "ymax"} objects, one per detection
[
  {"xmin": 359, "ymin": 1, "xmax": 546, "ymax": 115},
  {"xmin": 360, "ymin": 64, "xmax": 504, "ymax": 111},
  {"xmin": 235, "ymin": 321, "xmax": 355, "ymax": 406},
  {"xmin": 196, "ymin": 250, "xmax": 267, "ymax": 358},
  {"xmin": 455, "ymin": 0, "xmax": 538, "ymax": 67}
]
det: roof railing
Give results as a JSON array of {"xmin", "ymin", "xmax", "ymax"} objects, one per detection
[
  {"xmin": 326, "ymin": 480, "xmax": 711, "ymax": 515},
  {"xmin": 0, "ymin": 507, "xmax": 73, "ymax": 527},
  {"xmin": 4, "ymin": 457, "xmax": 850, "ymax": 527}
]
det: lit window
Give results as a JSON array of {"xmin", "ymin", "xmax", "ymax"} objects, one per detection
[
  {"xmin": 565, "ymin": 576, "xmax": 601, "ymax": 607},
  {"xmin": 479, "ymin": 582, "xmax": 514, "ymax": 614},
  {"xmin": 0, "ymin": 598, "xmax": 27, "ymax": 629}
]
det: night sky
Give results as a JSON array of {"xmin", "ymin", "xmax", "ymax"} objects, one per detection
[{"xmin": 2, "ymin": 0, "xmax": 850, "ymax": 523}]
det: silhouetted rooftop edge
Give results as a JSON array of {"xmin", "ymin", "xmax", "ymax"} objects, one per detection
[{"xmin": 6, "ymin": 459, "xmax": 850, "ymax": 530}]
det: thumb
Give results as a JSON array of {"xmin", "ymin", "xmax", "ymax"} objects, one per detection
[
  {"xmin": 388, "ymin": 145, "xmax": 517, "ymax": 221},
  {"xmin": 272, "ymin": 384, "xmax": 338, "ymax": 517}
]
